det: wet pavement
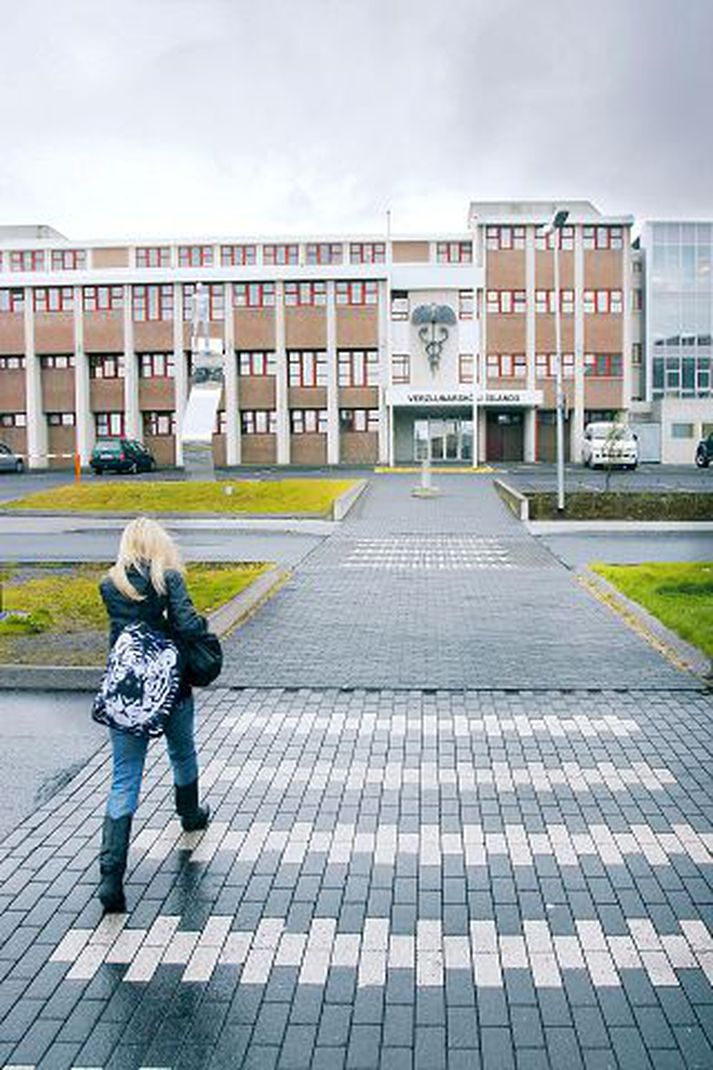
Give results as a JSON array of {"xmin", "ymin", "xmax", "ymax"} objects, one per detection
[{"xmin": 0, "ymin": 475, "xmax": 710, "ymax": 1069}]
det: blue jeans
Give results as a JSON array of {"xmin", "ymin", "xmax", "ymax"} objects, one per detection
[{"xmin": 106, "ymin": 695, "xmax": 199, "ymax": 819}]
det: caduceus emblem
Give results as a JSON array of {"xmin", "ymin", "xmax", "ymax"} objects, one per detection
[{"xmin": 411, "ymin": 304, "xmax": 457, "ymax": 372}]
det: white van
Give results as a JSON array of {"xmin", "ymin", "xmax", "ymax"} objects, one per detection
[{"xmin": 581, "ymin": 422, "xmax": 639, "ymax": 469}]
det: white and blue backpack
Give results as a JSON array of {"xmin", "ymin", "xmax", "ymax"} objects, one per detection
[{"xmin": 92, "ymin": 621, "xmax": 181, "ymax": 738}]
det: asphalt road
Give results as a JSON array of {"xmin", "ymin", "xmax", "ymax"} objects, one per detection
[
  {"xmin": 500, "ymin": 462, "xmax": 712, "ymax": 493},
  {"xmin": 537, "ymin": 530, "xmax": 713, "ymax": 569},
  {"xmin": 0, "ymin": 522, "xmax": 324, "ymax": 566},
  {"xmin": 0, "ymin": 690, "xmax": 105, "ymax": 839}
]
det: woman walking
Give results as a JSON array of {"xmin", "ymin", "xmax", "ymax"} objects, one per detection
[{"xmin": 97, "ymin": 517, "xmax": 211, "ymax": 913}]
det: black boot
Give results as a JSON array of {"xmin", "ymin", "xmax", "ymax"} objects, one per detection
[
  {"xmin": 98, "ymin": 814, "xmax": 132, "ymax": 913},
  {"xmin": 175, "ymin": 779, "xmax": 210, "ymax": 832}
]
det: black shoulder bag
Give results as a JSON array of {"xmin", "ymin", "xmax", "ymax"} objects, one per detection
[{"xmin": 179, "ymin": 617, "xmax": 223, "ymax": 688}]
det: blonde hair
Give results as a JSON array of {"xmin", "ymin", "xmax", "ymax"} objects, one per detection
[{"xmin": 108, "ymin": 517, "xmax": 184, "ymax": 601}]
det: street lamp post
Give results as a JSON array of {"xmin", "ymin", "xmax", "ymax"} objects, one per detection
[{"xmin": 541, "ymin": 208, "xmax": 569, "ymax": 513}]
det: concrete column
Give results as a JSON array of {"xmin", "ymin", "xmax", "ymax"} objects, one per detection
[
  {"xmin": 73, "ymin": 286, "xmax": 92, "ymax": 464},
  {"xmin": 123, "ymin": 285, "xmax": 140, "ymax": 440},
  {"xmin": 275, "ymin": 281, "xmax": 290, "ymax": 464},
  {"xmin": 173, "ymin": 283, "xmax": 186, "ymax": 467},
  {"xmin": 572, "ymin": 226, "xmax": 586, "ymax": 459},
  {"xmin": 621, "ymin": 239, "xmax": 632, "ymax": 416},
  {"xmin": 473, "ymin": 261, "xmax": 486, "ymax": 467},
  {"xmin": 326, "ymin": 280, "xmax": 339, "ymax": 465},
  {"xmin": 525, "ymin": 225, "xmax": 537, "ymax": 461},
  {"xmin": 224, "ymin": 282, "xmax": 239, "ymax": 465},
  {"xmin": 477, "ymin": 403, "xmax": 487, "ymax": 462},
  {"xmin": 378, "ymin": 278, "xmax": 390, "ymax": 464},
  {"xmin": 24, "ymin": 289, "xmax": 47, "ymax": 469}
]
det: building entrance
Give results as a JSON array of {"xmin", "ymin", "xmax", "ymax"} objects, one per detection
[
  {"xmin": 536, "ymin": 410, "xmax": 571, "ymax": 463},
  {"xmin": 485, "ymin": 410, "xmax": 524, "ymax": 462},
  {"xmin": 414, "ymin": 418, "xmax": 473, "ymax": 462}
]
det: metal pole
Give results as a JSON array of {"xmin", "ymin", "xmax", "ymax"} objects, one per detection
[{"xmin": 553, "ymin": 231, "xmax": 565, "ymax": 513}]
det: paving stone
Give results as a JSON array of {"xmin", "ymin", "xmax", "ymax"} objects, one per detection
[{"xmin": 0, "ymin": 476, "xmax": 711, "ymax": 1069}]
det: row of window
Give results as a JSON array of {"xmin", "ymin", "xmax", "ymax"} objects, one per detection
[
  {"xmin": 2, "ymin": 250, "xmax": 87, "ymax": 273},
  {"xmin": 485, "ymin": 225, "xmax": 624, "ymax": 251},
  {"xmin": 484, "ymin": 354, "xmax": 622, "ymax": 377},
  {"xmin": 1, "ymin": 244, "xmax": 390, "ymax": 273},
  {"xmin": 652, "ymin": 354, "xmax": 712, "ymax": 397},
  {"xmin": 0, "ymin": 281, "xmax": 385, "ymax": 317},
  {"xmin": 2, "ymin": 231, "xmax": 628, "ymax": 275},
  {"xmin": 486, "ymin": 289, "xmax": 624, "ymax": 315},
  {"xmin": 91, "ymin": 409, "xmax": 381, "ymax": 438},
  {"xmin": 485, "ymin": 353, "xmax": 622, "ymax": 378},
  {"xmin": 129, "ymin": 242, "xmax": 474, "ymax": 268},
  {"xmin": 244, "ymin": 409, "xmax": 380, "ymax": 434},
  {"xmin": 44, "ymin": 286, "xmax": 461, "ymax": 322},
  {"xmin": 124, "ymin": 242, "xmax": 473, "ymax": 268},
  {"xmin": 1, "ymin": 284, "xmax": 633, "ymax": 321},
  {"xmin": 671, "ymin": 422, "xmax": 713, "ymax": 439},
  {"xmin": 286, "ymin": 350, "xmax": 378, "ymax": 388},
  {"xmin": 139, "ymin": 243, "xmax": 391, "ymax": 267},
  {"xmin": 0, "ymin": 348, "xmax": 626, "ymax": 383},
  {"xmin": 0, "ymin": 349, "xmax": 379, "ymax": 383}
]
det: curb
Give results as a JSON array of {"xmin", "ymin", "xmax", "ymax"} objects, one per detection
[
  {"xmin": 577, "ymin": 566, "xmax": 711, "ymax": 683},
  {"xmin": 0, "ymin": 508, "xmax": 332, "ymax": 520},
  {"xmin": 493, "ymin": 479, "xmax": 529, "ymax": 521},
  {"xmin": 0, "ymin": 565, "xmax": 290, "ymax": 692},
  {"xmin": 529, "ymin": 520, "xmax": 713, "ymax": 533},
  {"xmin": 373, "ymin": 466, "xmax": 494, "ymax": 474},
  {"xmin": 332, "ymin": 479, "xmax": 369, "ymax": 520}
]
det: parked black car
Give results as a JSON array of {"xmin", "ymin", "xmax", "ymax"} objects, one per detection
[
  {"xmin": 90, "ymin": 438, "xmax": 156, "ymax": 475},
  {"xmin": 695, "ymin": 433, "xmax": 713, "ymax": 468}
]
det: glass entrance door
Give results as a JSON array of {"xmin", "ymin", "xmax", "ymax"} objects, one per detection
[
  {"xmin": 430, "ymin": 420, "xmax": 445, "ymax": 460},
  {"xmin": 413, "ymin": 418, "xmax": 473, "ymax": 461}
]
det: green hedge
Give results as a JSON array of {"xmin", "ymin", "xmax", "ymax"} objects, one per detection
[{"xmin": 529, "ymin": 492, "xmax": 713, "ymax": 521}]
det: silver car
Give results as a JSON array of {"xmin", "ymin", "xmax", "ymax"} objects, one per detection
[{"xmin": 0, "ymin": 442, "xmax": 24, "ymax": 473}]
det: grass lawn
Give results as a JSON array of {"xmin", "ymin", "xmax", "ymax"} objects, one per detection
[
  {"xmin": 529, "ymin": 491, "xmax": 713, "ymax": 521},
  {"xmin": 3, "ymin": 479, "xmax": 355, "ymax": 516},
  {"xmin": 0, "ymin": 561, "xmax": 269, "ymax": 666},
  {"xmin": 592, "ymin": 561, "xmax": 713, "ymax": 658}
]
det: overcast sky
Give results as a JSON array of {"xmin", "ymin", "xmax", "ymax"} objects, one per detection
[{"xmin": 1, "ymin": 0, "xmax": 711, "ymax": 239}]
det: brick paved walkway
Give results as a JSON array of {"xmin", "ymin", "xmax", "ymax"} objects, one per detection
[
  {"xmin": 0, "ymin": 476, "xmax": 711, "ymax": 1070},
  {"xmin": 222, "ymin": 476, "xmax": 692, "ymax": 690}
]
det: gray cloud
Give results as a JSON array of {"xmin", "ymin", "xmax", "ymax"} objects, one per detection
[{"xmin": 0, "ymin": 0, "xmax": 710, "ymax": 238}]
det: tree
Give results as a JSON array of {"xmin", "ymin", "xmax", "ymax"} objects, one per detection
[{"xmin": 601, "ymin": 412, "xmax": 628, "ymax": 492}]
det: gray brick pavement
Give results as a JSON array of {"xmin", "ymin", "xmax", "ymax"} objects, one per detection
[
  {"xmin": 0, "ymin": 474, "xmax": 710, "ymax": 1069},
  {"xmin": 222, "ymin": 477, "xmax": 697, "ymax": 690},
  {"xmin": 0, "ymin": 687, "xmax": 712, "ymax": 1069}
]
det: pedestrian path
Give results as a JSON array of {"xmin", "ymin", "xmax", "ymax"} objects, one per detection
[
  {"xmin": 0, "ymin": 475, "xmax": 711, "ymax": 1070},
  {"xmin": 1, "ymin": 687, "xmax": 713, "ymax": 1069},
  {"xmin": 222, "ymin": 475, "xmax": 695, "ymax": 690}
]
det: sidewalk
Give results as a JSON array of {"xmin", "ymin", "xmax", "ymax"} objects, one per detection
[{"xmin": 0, "ymin": 476, "xmax": 711, "ymax": 1070}]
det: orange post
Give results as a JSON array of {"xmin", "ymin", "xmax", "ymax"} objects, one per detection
[{"xmin": 74, "ymin": 452, "xmax": 81, "ymax": 483}]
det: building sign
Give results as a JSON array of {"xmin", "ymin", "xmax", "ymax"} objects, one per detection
[
  {"xmin": 387, "ymin": 387, "xmax": 543, "ymax": 407},
  {"xmin": 387, "ymin": 388, "xmax": 473, "ymax": 407},
  {"xmin": 474, "ymin": 389, "xmax": 543, "ymax": 407}
]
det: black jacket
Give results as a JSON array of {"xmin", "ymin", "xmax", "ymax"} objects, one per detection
[{"xmin": 100, "ymin": 566, "xmax": 206, "ymax": 695}]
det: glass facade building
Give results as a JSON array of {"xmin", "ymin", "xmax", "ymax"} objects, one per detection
[
  {"xmin": 645, "ymin": 222, "xmax": 712, "ymax": 400},
  {"xmin": 640, "ymin": 222, "xmax": 713, "ymax": 461}
]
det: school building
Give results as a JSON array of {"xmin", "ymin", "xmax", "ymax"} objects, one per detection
[{"xmin": 0, "ymin": 200, "xmax": 641, "ymax": 469}]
